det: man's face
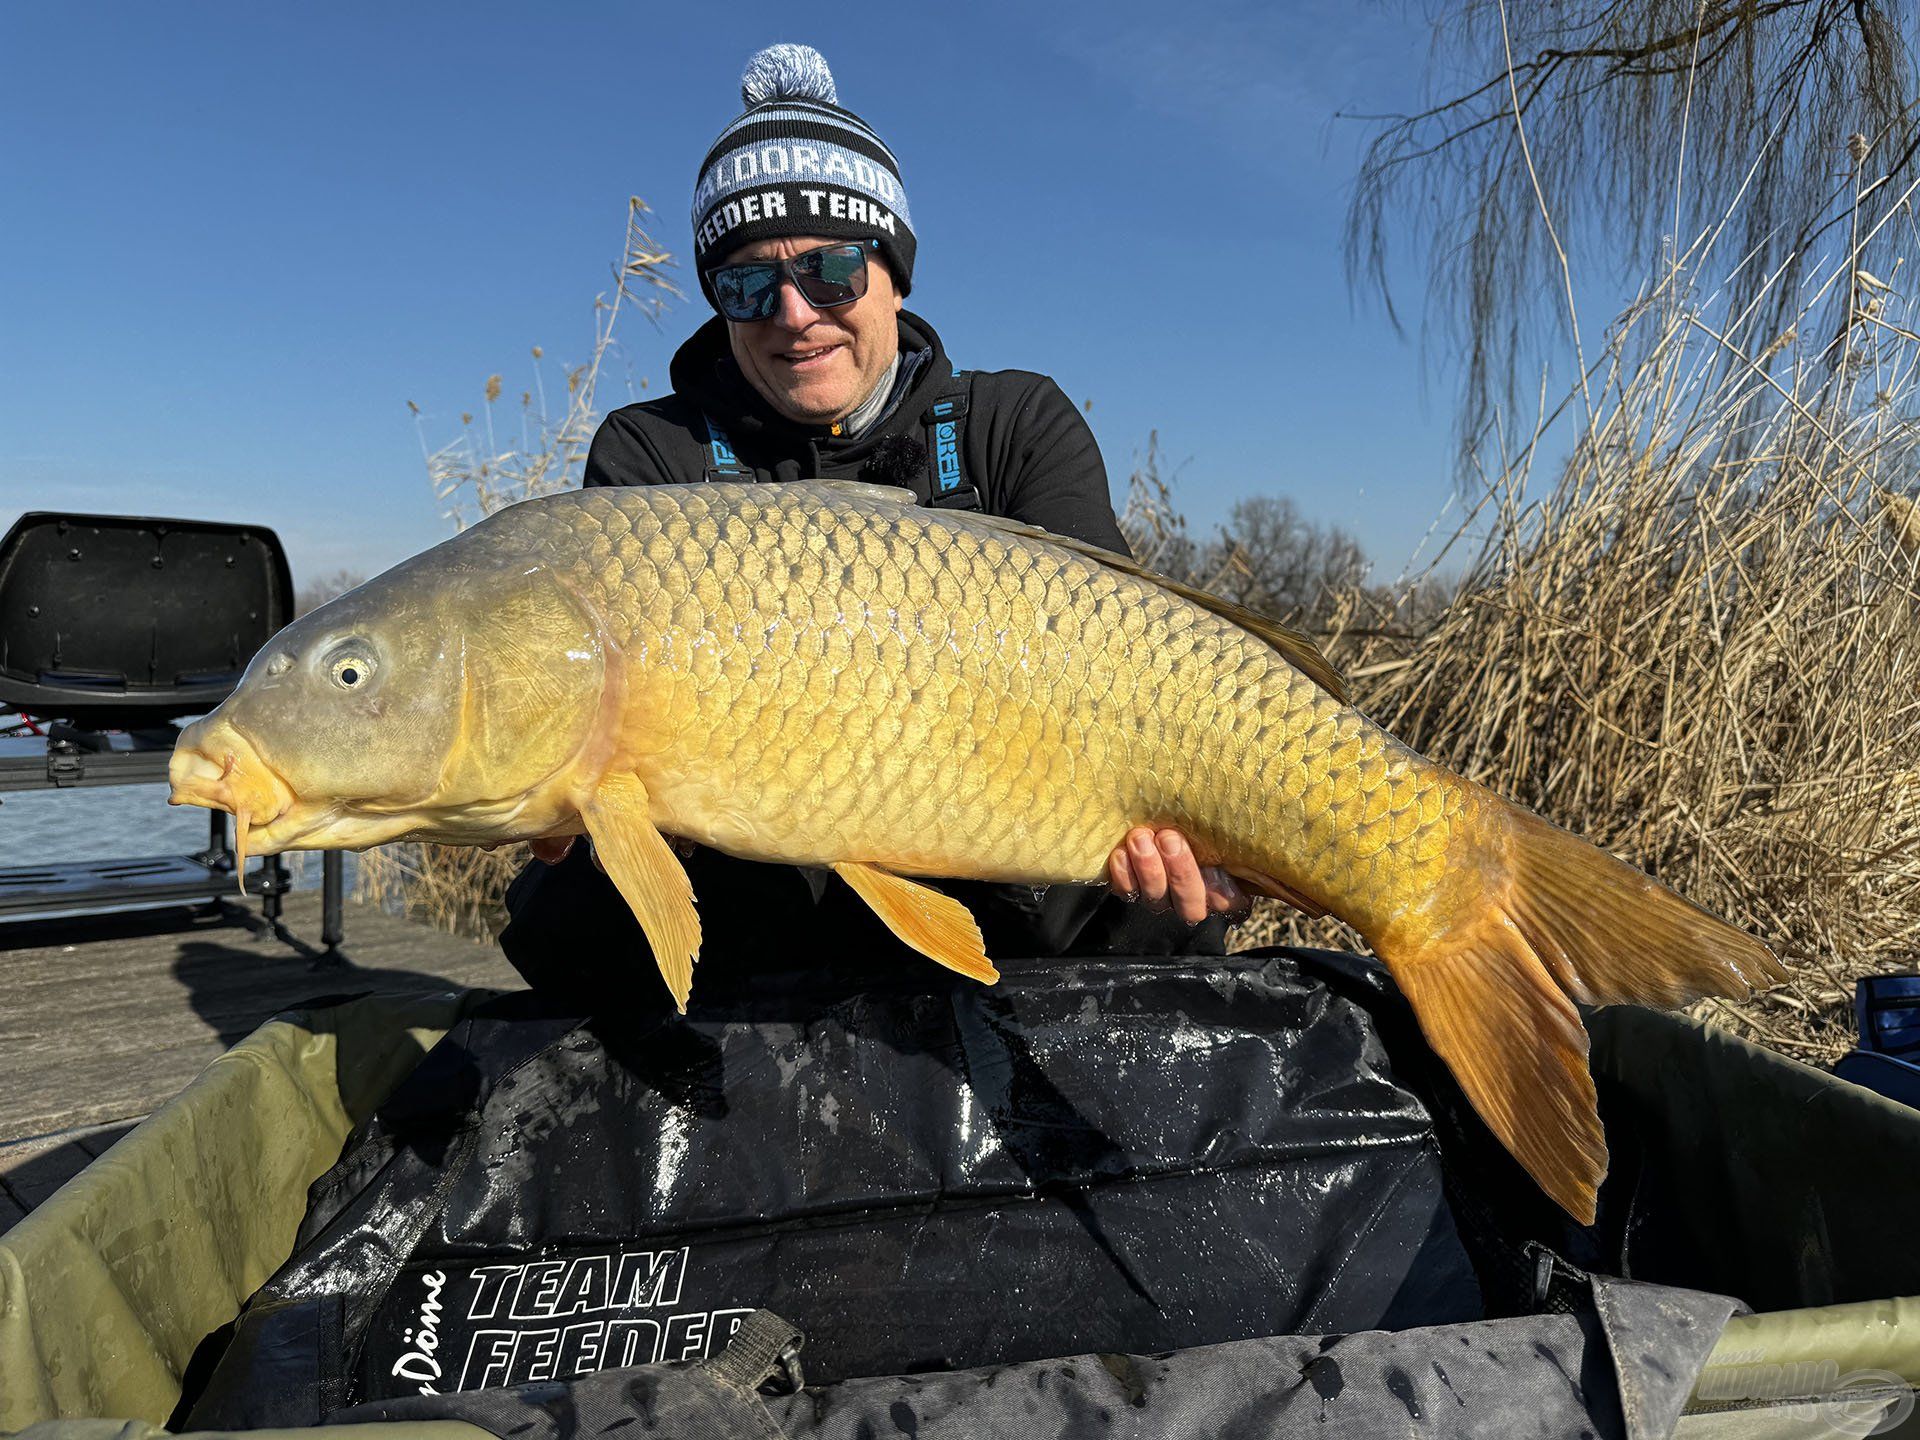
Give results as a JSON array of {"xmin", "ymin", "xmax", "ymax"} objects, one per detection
[{"xmin": 721, "ymin": 235, "xmax": 903, "ymax": 426}]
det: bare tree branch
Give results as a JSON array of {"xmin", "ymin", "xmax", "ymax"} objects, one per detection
[{"xmin": 1346, "ymin": 0, "xmax": 1919, "ymax": 472}]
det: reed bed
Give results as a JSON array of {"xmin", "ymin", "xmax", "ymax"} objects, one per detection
[
  {"xmin": 1187, "ymin": 200, "xmax": 1920, "ymax": 1063},
  {"xmin": 355, "ymin": 839, "xmax": 527, "ymax": 941}
]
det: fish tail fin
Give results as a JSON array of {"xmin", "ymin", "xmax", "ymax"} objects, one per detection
[
  {"xmin": 1386, "ymin": 906, "xmax": 1606, "ymax": 1223},
  {"xmin": 1496, "ymin": 803, "xmax": 1787, "ymax": 1008},
  {"xmin": 1381, "ymin": 798, "xmax": 1784, "ymax": 1225}
]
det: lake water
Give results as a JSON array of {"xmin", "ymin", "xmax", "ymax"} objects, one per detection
[{"xmin": 1, "ymin": 781, "xmax": 351, "ymax": 892}]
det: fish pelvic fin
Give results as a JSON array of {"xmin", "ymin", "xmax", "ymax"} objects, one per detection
[
  {"xmin": 581, "ymin": 774, "xmax": 702, "ymax": 1012},
  {"xmin": 831, "ymin": 861, "xmax": 999, "ymax": 985},
  {"xmin": 1379, "ymin": 793, "xmax": 1786, "ymax": 1225}
]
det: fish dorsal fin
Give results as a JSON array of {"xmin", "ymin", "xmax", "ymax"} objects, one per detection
[
  {"xmin": 815, "ymin": 480, "xmax": 920, "ymax": 506},
  {"xmin": 962, "ymin": 512, "xmax": 1350, "ymax": 704}
]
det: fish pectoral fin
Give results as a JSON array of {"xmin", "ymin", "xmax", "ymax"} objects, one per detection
[
  {"xmin": 1380, "ymin": 910, "xmax": 1607, "ymax": 1226},
  {"xmin": 1226, "ymin": 867, "xmax": 1330, "ymax": 920},
  {"xmin": 581, "ymin": 774, "xmax": 702, "ymax": 1013},
  {"xmin": 831, "ymin": 861, "xmax": 999, "ymax": 985}
]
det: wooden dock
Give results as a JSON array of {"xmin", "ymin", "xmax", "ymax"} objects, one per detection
[{"xmin": 0, "ymin": 891, "xmax": 524, "ymax": 1234}]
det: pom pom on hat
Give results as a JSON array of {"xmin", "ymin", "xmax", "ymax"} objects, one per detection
[{"xmin": 740, "ymin": 43, "xmax": 837, "ymax": 107}]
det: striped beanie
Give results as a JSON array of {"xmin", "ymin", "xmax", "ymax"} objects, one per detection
[{"xmin": 691, "ymin": 45, "xmax": 915, "ymax": 310}]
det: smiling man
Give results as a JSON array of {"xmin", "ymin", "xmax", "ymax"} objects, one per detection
[{"xmin": 500, "ymin": 45, "xmax": 1242, "ymax": 1003}]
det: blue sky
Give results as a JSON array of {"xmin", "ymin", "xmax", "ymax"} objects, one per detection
[{"xmin": 1, "ymin": 1, "xmax": 1467, "ymax": 588}]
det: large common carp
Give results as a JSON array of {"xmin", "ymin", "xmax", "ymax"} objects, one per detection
[{"xmin": 170, "ymin": 482, "xmax": 1783, "ymax": 1222}]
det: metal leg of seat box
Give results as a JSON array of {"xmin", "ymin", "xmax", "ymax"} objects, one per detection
[
  {"xmin": 260, "ymin": 854, "xmax": 288, "ymax": 923},
  {"xmin": 194, "ymin": 808, "xmax": 233, "ymax": 916},
  {"xmin": 321, "ymin": 851, "xmax": 344, "ymax": 959}
]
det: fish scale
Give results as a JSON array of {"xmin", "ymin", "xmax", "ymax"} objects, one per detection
[
  {"xmin": 482, "ymin": 484, "xmax": 1463, "ymax": 931},
  {"xmin": 170, "ymin": 479, "xmax": 1785, "ymax": 1223}
]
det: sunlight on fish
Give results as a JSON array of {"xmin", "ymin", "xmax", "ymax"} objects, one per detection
[{"xmin": 165, "ymin": 481, "xmax": 1784, "ymax": 1223}]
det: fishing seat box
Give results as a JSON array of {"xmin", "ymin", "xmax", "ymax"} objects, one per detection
[
  {"xmin": 0, "ymin": 511, "xmax": 327, "ymax": 928},
  {"xmin": 0, "ymin": 511, "xmax": 293, "ymax": 729},
  {"xmin": 3, "ymin": 947, "xmax": 1917, "ymax": 1439}
]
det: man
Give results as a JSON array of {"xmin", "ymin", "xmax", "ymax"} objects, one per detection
[{"xmin": 500, "ymin": 45, "xmax": 1243, "ymax": 1004}]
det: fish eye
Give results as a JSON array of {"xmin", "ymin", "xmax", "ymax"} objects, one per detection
[{"xmin": 324, "ymin": 641, "xmax": 377, "ymax": 691}]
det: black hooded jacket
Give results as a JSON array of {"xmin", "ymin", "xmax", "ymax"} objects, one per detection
[
  {"xmin": 578, "ymin": 309, "xmax": 1129, "ymax": 541},
  {"xmin": 499, "ymin": 311, "xmax": 1226, "ymax": 1011}
]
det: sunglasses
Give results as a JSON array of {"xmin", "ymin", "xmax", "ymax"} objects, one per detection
[{"xmin": 706, "ymin": 240, "xmax": 876, "ymax": 323}]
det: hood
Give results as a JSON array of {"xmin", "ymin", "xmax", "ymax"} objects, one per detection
[{"xmin": 666, "ymin": 310, "xmax": 952, "ymax": 466}]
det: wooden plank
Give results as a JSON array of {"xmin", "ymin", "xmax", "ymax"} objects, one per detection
[
  {"xmin": 1, "ymin": 904, "xmax": 511, "ymax": 1000},
  {"xmin": 0, "ymin": 893, "xmax": 525, "ymax": 1149},
  {"xmin": 0, "ymin": 969, "xmax": 501, "ymax": 1066},
  {"xmin": 2, "ymin": 1041, "xmax": 228, "ymax": 1139},
  {"xmin": 0, "ymin": 936, "xmax": 508, "ymax": 1055},
  {"xmin": 73, "ymin": 1121, "xmax": 138, "ymax": 1159},
  {"xmin": 0, "ymin": 1134, "xmax": 101, "ymax": 1213}
]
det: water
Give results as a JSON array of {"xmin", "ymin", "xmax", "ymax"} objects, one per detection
[{"xmin": 0, "ymin": 781, "xmax": 351, "ymax": 891}]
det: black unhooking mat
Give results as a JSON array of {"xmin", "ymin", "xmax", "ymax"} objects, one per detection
[{"xmin": 180, "ymin": 945, "xmax": 1621, "ymax": 1428}]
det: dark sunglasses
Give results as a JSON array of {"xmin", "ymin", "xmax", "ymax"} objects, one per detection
[{"xmin": 706, "ymin": 240, "xmax": 876, "ymax": 322}]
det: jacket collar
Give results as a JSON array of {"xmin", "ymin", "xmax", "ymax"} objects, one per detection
[{"xmin": 666, "ymin": 310, "xmax": 951, "ymax": 460}]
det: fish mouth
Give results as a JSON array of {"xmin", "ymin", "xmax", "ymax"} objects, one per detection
[
  {"xmin": 170, "ymin": 723, "xmax": 539, "ymax": 862},
  {"xmin": 168, "ymin": 721, "xmax": 302, "ymax": 873}
]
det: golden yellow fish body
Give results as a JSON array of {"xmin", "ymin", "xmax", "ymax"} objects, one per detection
[
  {"xmin": 501, "ymin": 483, "xmax": 1462, "ymax": 930},
  {"xmin": 171, "ymin": 481, "xmax": 1782, "ymax": 1222}
]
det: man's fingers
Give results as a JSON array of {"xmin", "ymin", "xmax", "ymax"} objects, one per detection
[
  {"xmin": 1157, "ymin": 829, "xmax": 1209, "ymax": 925},
  {"xmin": 528, "ymin": 835, "xmax": 576, "ymax": 865},
  {"xmin": 1112, "ymin": 827, "xmax": 1240, "ymax": 925},
  {"xmin": 529, "ymin": 834, "xmax": 610, "ymax": 874},
  {"xmin": 1203, "ymin": 866, "xmax": 1252, "ymax": 921},
  {"xmin": 1127, "ymin": 828, "xmax": 1170, "ymax": 909}
]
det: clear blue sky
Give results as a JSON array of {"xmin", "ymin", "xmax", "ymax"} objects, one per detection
[{"xmin": 0, "ymin": 1, "xmax": 1464, "ymax": 588}]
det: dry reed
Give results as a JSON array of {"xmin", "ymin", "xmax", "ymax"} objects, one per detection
[{"xmin": 1205, "ymin": 171, "xmax": 1920, "ymax": 1063}]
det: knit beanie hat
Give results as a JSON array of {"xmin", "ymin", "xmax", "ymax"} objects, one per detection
[{"xmin": 691, "ymin": 44, "xmax": 915, "ymax": 311}]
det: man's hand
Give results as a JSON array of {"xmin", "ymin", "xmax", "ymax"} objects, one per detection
[{"xmin": 1107, "ymin": 826, "xmax": 1248, "ymax": 925}]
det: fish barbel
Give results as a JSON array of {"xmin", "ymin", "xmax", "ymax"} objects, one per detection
[{"xmin": 168, "ymin": 482, "xmax": 1783, "ymax": 1221}]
